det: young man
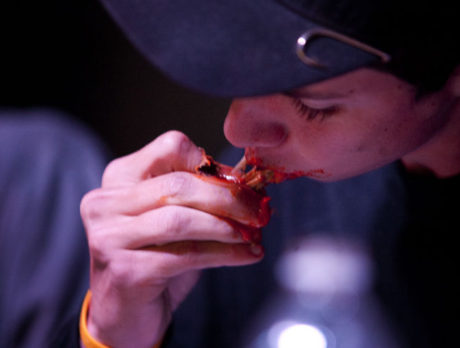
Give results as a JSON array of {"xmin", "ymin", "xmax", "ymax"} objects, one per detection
[{"xmin": 75, "ymin": 1, "xmax": 460, "ymax": 347}]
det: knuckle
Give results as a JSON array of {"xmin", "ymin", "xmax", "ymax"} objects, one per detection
[
  {"xmin": 87, "ymin": 230, "xmax": 112, "ymax": 268},
  {"xmin": 157, "ymin": 206, "xmax": 183, "ymax": 235},
  {"xmin": 165, "ymin": 172, "xmax": 189, "ymax": 198},
  {"xmin": 151, "ymin": 261, "xmax": 175, "ymax": 280},
  {"xmin": 80, "ymin": 189, "xmax": 102, "ymax": 224},
  {"xmin": 109, "ymin": 258, "xmax": 137, "ymax": 288},
  {"xmin": 102, "ymin": 157, "xmax": 125, "ymax": 185},
  {"xmin": 110, "ymin": 254, "xmax": 166, "ymax": 289},
  {"xmin": 158, "ymin": 131, "xmax": 193, "ymax": 157},
  {"xmin": 159, "ymin": 206, "xmax": 195, "ymax": 238},
  {"xmin": 80, "ymin": 188, "xmax": 115, "ymax": 225}
]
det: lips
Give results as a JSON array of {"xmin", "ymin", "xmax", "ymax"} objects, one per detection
[{"xmin": 244, "ymin": 147, "xmax": 331, "ymax": 180}]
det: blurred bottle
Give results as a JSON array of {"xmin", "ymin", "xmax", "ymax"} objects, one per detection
[{"xmin": 244, "ymin": 235, "xmax": 401, "ymax": 348}]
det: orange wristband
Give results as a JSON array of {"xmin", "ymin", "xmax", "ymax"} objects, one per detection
[
  {"xmin": 79, "ymin": 290, "xmax": 162, "ymax": 348},
  {"xmin": 80, "ymin": 290, "xmax": 110, "ymax": 348}
]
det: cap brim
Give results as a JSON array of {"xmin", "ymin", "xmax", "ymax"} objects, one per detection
[{"xmin": 101, "ymin": 0, "xmax": 380, "ymax": 97}]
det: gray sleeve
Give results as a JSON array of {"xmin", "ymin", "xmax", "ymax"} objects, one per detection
[{"xmin": 0, "ymin": 109, "xmax": 109, "ymax": 348}]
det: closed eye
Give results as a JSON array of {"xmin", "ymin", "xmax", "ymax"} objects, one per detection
[{"xmin": 290, "ymin": 98, "xmax": 339, "ymax": 121}]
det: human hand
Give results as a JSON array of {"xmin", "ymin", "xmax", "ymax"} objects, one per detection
[{"xmin": 80, "ymin": 131, "xmax": 267, "ymax": 348}]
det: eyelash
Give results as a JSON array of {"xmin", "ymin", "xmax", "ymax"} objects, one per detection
[{"xmin": 290, "ymin": 98, "xmax": 338, "ymax": 121}]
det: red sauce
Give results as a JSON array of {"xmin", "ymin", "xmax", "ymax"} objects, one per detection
[
  {"xmin": 223, "ymin": 218, "xmax": 263, "ymax": 244},
  {"xmin": 192, "ymin": 150, "xmax": 335, "ymax": 243},
  {"xmin": 196, "ymin": 155, "xmax": 245, "ymax": 184},
  {"xmin": 258, "ymin": 196, "xmax": 272, "ymax": 227},
  {"xmin": 245, "ymin": 148, "xmax": 331, "ymax": 181},
  {"xmin": 192, "ymin": 174, "xmax": 270, "ymax": 228},
  {"xmin": 244, "ymin": 148, "xmax": 262, "ymax": 167},
  {"xmin": 195, "ymin": 154, "xmax": 273, "ymax": 229},
  {"xmin": 195, "ymin": 151, "xmax": 330, "ymax": 240}
]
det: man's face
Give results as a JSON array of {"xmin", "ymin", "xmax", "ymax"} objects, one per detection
[{"xmin": 223, "ymin": 68, "xmax": 452, "ymax": 181}]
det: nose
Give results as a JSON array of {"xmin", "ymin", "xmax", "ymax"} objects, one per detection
[{"xmin": 223, "ymin": 96, "xmax": 288, "ymax": 148}]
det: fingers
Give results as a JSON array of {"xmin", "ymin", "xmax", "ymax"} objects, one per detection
[
  {"xmin": 83, "ymin": 130, "xmax": 267, "ymax": 348},
  {"xmin": 102, "ymin": 131, "xmax": 205, "ymax": 187},
  {"xmin": 107, "ymin": 242, "xmax": 264, "ymax": 285},
  {"xmin": 81, "ymin": 172, "xmax": 269, "ymax": 228},
  {"xmin": 89, "ymin": 206, "xmax": 262, "ymax": 250},
  {"xmin": 145, "ymin": 241, "xmax": 265, "ymax": 277}
]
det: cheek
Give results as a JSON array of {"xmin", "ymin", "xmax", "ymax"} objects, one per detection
[
  {"xmin": 292, "ymin": 107, "xmax": 414, "ymax": 177},
  {"xmin": 348, "ymin": 116, "xmax": 409, "ymax": 161},
  {"xmin": 290, "ymin": 125, "xmax": 368, "ymax": 175},
  {"xmin": 341, "ymin": 102, "xmax": 433, "ymax": 166}
]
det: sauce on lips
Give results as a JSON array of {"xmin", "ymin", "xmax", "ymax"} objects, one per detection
[{"xmin": 245, "ymin": 148, "xmax": 331, "ymax": 180}]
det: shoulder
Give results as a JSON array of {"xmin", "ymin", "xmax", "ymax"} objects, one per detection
[
  {"xmin": 0, "ymin": 108, "xmax": 109, "ymax": 184},
  {"xmin": 0, "ymin": 108, "xmax": 107, "ymax": 160}
]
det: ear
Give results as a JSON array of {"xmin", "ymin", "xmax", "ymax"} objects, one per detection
[{"xmin": 445, "ymin": 64, "xmax": 460, "ymax": 97}]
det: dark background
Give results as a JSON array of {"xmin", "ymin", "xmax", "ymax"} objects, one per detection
[{"xmin": 1, "ymin": 1, "xmax": 231, "ymax": 158}]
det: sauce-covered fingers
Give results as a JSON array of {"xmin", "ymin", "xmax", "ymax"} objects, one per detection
[
  {"xmin": 101, "ymin": 131, "xmax": 205, "ymax": 187},
  {"xmin": 89, "ymin": 172, "xmax": 270, "ymax": 228},
  {"xmin": 86, "ymin": 206, "xmax": 262, "ymax": 251},
  {"xmin": 82, "ymin": 132, "xmax": 272, "ymax": 348}
]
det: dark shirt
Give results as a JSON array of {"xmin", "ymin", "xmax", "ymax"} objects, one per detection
[{"xmin": 0, "ymin": 109, "xmax": 107, "ymax": 348}]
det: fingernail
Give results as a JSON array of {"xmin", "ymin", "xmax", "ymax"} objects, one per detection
[{"xmin": 250, "ymin": 244, "xmax": 264, "ymax": 256}]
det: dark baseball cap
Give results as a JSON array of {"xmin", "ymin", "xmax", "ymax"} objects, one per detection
[{"xmin": 100, "ymin": 0, "xmax": 459, "ymax": 97}]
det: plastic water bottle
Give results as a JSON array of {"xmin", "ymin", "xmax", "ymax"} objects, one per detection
[{"xmin": 245, "ymin": 235, "xmax": 401, "ymax": 348}]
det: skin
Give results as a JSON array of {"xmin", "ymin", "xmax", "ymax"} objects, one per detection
[
  {"xmin": 82, "ymin": 67, "xmax": 460, "ymax": 347},
  {"xmin": 224, "ymin": 68, "xmax": 460, "ymax": 181}
]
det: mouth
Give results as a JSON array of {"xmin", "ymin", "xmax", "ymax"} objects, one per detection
[{"xmin": 244, "ymin": 147, "xmax": 332, "ymax": 181}]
